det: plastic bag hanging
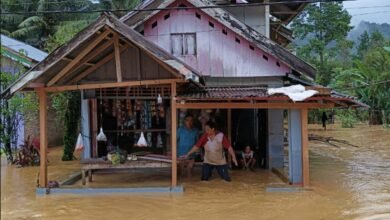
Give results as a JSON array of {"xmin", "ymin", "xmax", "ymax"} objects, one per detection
[
  {"xmin": 97, "ymin": 127, "xmax": 107, "ymax": 142},
  {"xmin": 136, "ymin": 132, "xmax": 148, "ymax": 147},
  {"xmin": 157, "ymin": 94, "xmax": 163, "ymax": 105},
  {"xmin": 75, "ymin": 133, "xmax": 84, "ymax": 151}
]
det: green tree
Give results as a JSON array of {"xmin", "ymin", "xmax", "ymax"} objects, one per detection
[
  {"xmin": 292, "ymin": 2, "xmax": 353, "ymax": 85},
  {"xmin": 2, "ymin": 0, "xmax": 96, "ymax": 49},
  {"xmin": 61, "ymin": 91, "xmax": 80, "ymax": 161},
  {"xmin": 357, "ymin": 31, "xmax": 370, "ymax": 58},
  {"xmin": 99, "ymin": 0, "xmax": 141, "ymax": 17},
  {"xmin": 330, "ymin": 34, "xmax": 390, "ymax": 125}
]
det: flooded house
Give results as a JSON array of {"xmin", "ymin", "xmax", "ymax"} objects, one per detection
[
  {"xmin": 1, "ymin": 35, "xmax": 63, "ymax": 150},
  {"xmin": 1, "ymin": 0, "xmax": 365, "ymax": 193}
]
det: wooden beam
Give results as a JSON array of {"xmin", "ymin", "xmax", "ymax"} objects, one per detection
[
  {"xmin": 176, "ymin": 102, "xmax": 334, "ymax": 109},
  {"xmin": 114, "ymin": 35, "xmax": 123, "ymax": 82},
  {"xmin": 47, "ymin": 30, "xmax": 111, "ymax": 86},
  {"xmin": 44, "ymin": 78, "xmax": 185, "ymax": 92},
  {"xmin": 37, "ymin": 88, "xmax": 48, "ymax": 188},
  {"xmin": 301, "ymin": 108, "xmax": 309, "ymax": 187},
  {"xmin": 63, "ymin": 40, "xmax": 114, "ymax": 70},
  {"xmin": 70, "ymin": 45, "xmax": 128, "ymax": 84},
  {"xmin": 171, "ymin": 82, "xmax": 177, "ymax": 187},
  {"xmin": 63, "ymin": 57, "xmax": 94, "ymax": 66},
  {"xmin": 227, "ymin": 108, "xmax": 232, "ymax": 166},
  {"xmin": 136, "ymin": 47, "xmax": 141, "ymax": 81}
]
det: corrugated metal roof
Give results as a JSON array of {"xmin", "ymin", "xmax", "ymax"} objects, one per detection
[
  {"xmin": 1, "ymin": 34, "xmax": 48, "ymax": 63},
  {"xmin": 180, "ymin": 87, "xmax": 269, "ymax": 99},
  {"xmin": 178, "ymin": 86, "xmax": 368, "ymax": 108}
]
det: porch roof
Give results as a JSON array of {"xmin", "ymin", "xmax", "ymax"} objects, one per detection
[
  {"xmin": 177, "ymin": 86, "xmax": 369, "ymax": 108},
  {"xmin": 1, "ymin": 13, "xmax": 201, "ymax": 99}
]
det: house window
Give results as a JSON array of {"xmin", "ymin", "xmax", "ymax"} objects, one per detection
[{"xmin": 171, "ymin": 33, "xmax": 196, "ymax": 56}]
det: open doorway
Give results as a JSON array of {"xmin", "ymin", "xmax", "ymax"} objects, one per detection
[{"xmin": 231, "ymin": 109, "xmax": 268, "ymax": 169}]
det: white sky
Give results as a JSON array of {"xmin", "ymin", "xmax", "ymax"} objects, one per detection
[{"xmin": 343, "ymin": 0, "xmax": 390, "ymax": 25}]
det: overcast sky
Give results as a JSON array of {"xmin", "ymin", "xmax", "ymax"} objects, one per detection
[{"xmin": 343, "ymin": 0, "xmax": 390, "ymax": 26}]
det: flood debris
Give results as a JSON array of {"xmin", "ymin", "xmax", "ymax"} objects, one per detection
[{"xmin": 309, "ymin": 134, "xmax": 360, "ymax": 148}]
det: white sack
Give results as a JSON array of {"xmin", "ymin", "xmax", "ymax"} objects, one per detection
[
  {"xmin": 136, "ymin": 132, "xmax": 148, "ymax": 147},
  {"xmin": 75, "ymin": 133, "xmax": 84, "ymax": 151},
  {"xmin": 267, "ymin": 84, "xmax": 318, "ymax": 102},
  {"xmin": 96, "ymin": 127, "xmax": 107, "ymax": 142}
]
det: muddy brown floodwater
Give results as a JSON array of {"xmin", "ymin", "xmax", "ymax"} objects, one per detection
[{"xmin": 1, "ymin": 124, "xmax": 389, "ymax": 220}]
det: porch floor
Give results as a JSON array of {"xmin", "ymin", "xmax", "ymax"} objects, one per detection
[{"xmin": 64, "ymin": 166, "xmax": 285, "ymax": 190}]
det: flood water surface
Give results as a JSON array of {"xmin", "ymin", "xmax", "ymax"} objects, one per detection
[{"xmin": 1, "ymin": 124, "xmax": 389, "ymax": 220}]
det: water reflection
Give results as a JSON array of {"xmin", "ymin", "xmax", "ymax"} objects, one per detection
[{"xmin": 1, "ymin": 124, "xmax": 389, "ymax": 220}]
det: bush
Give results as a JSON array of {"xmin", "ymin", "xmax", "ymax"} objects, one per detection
[{"xmin": 337, "ymin": 109, "xmax": 358, "ymax": 128}]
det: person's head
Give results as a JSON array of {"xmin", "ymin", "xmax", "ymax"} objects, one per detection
[
  {"xmin": 244, "ymin": 145, "xmax": 251, "ymax": 153},
  {"xmin": 184, "ymin": 115, "xmax": 194, "ymax": 128},
  {"xmin": 205, "ymin": 121, "xmax": 217, "ymax": 136}
]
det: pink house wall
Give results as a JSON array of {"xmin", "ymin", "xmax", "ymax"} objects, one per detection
[{"xmin": 143, "ymin": 1, "xmax": 291, "ymax": 77}]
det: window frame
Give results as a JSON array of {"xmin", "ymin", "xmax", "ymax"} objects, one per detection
[{"xmin": 170, "ymin": 33, "xmax": 197, "ymax": 56}]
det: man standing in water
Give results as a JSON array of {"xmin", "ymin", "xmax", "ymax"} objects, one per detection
[
  {"xmin": 177, "ymin": 115, "xmax": 199, "ymax": 178},
  {"xmin": 322, "ymin": 112, "xmax": 328, "ymax": 130},
  {"xmin": 185, "ymin": 121, "xmax": 238, "ymax": 182}
]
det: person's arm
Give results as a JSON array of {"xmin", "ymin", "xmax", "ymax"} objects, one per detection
[
  {"xmin": 185, "ymin": 145, "xmax": 200, "ymax": 158},
  {"xmin": 184, "ymin": 133, "xmax": 207, "ymax": 159},
  {"xmin": 228, "ymin": 147, "xmax": 238, "ymax": 166},
  {"xmin": 221, "ymin": 135, "xmax": 237, "ymax": 166}
]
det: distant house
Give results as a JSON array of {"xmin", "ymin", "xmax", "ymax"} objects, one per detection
[
  {"xmin": 1, "ymin": 34, "xmax": 63, "ymax": 149},
  {"xmin": 1, "ymin": 34, "xmax": 47, "ymax": 148},
  {"xmin": 1, "ymin": 0, "xmax": 365, "ymax": 190}
]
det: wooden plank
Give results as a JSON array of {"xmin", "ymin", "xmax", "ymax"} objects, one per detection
[
  {"xmin": 176, "ymin": 102, "xmax": 334, "ymax": 109},
  {"xmin": 171, "ymin": 82, "xmax": 177, "ymax": 187},
  {"xmin": 45, "ymin": 78, "xmax": 184, "ymax": 92},
  {"xmin": 82, "ymin": 160, "xmax": 171, "ymax": 170},
  {"xmin": 301, "ymin": 108, "xmax": 309, "ymax": 187},
  {"xmin": 63, "ymin": 57, "xmax": 94, "ymax": 66},
  {"xmin": 70, "ymin": 45, "xmax": 128, "ymax": 84},
  {"xmin": 37, "ymin": 88, "xmax": 47, "ymax": 188},
  {"xmin": 47, "ymin": 30, "xmax": 111, "ymax": 86},
  {"xmin": 137, "ymin": 156, "xmax": 172, "ymax": 163},
  {"xmin": 114, "ymin": 35, "xmax": 123, "ymax": 82}
]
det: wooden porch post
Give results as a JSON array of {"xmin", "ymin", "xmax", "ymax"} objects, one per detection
[
  {"xmin": 37, "ymin": 88, "xmax": 48, "ymax": 188},
  {"xmin": 227, "ymin": 108, "xmax": 232, "ymax": 165},
  {"xmin": 301, "ymin": 108, "xmax": 309, "ymax": 187},
  {"xmin": 171, "ymin": 82, "xmax": 177, "ymax": 187}
]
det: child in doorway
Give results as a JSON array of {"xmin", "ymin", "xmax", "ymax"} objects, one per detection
[{"xmin": 240, "ymin": 146, "xmax": 256, "ymax": 171}]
